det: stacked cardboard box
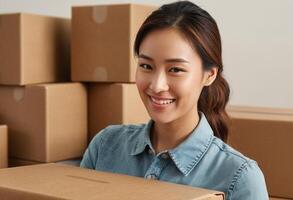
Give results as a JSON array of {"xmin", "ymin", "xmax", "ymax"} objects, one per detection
[
  {"xmin": 227, "ymin": 106, "xmax": 293, "ymax": 199},
  {"xmin": 0, "ymin": 13, "xmax": 70, "ymax": 85},
  {"xmin": 0, "ymin": 13, "xmax": 87, "ymax": 165},
  {"xmin": 72, "ymin": 4, "xmax": 155, "ymax": 83},
  {"xmin": 0, "ymin": 83, "xmax": 87, "ymax": 162},
  {"xmin": 0, "ymin": 125, "xmax": 8, "ymax": 168},
  {"xmin": 88, "ymin": 83, "xmax": 150, "ymax": 140},
  {"xmin": 72, "ymin": 4, "xmax": 154, "ymax": 141},
  {"xmin": 0, "ymin": 163, "xmax": 224, "ymax": 199}
]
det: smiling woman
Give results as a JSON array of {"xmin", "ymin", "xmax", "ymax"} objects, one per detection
[
  {"xmin": 135, "ymin": 28, "xmax": 217, "ymax": 148},
  {"xmin": 80, "ymin": 1, "xmax": 269, "ymax": 199}
]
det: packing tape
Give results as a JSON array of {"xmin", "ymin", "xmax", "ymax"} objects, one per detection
[
  {"xmin": 93, "ymin": 67, "xmax": 108, "ymax": 81},
  {"xmin": 92, "ymin": 6, "xmax": 108, "ymax": 24},
  {"xmin": 13, "ymin": 88, "xmax": 25, "ymax": 102}
]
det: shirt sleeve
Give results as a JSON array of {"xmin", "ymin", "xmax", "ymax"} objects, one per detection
[
  {"xmin": 80, "ymin": 128, "xmax": 106, "ymax": 169},
  {"xmin": 227, "ymin": 161, "xmax": 269, "ymax": 200}
]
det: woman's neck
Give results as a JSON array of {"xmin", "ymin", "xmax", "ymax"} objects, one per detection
[{"xmin": 151, "ymin": 109, "xmax": 200, "ymax": 154}]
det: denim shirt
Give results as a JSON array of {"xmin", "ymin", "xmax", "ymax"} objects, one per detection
[{"xmin": 80, "ymin": 113, "xmax": 269, "ymax": 200}]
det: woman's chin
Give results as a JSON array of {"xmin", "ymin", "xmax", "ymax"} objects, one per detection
[{"xmin": 149, "ymin": 113, "xmax": 175, "ymax": 124}]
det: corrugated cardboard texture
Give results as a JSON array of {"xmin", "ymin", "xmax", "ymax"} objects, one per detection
[
  {"xmin": 0, "ymin": 83, "xmax": 87, "ymax": 162},
  {"xmin": 0, "ymin": 13, "xmax": 70, "ymax": 85},
  {"xmin": 88, "ymin": 83, "xmax": 149, "ymax": 142},
  {"xmin": 0, "ymin": 125, "xmax": 8, "ymax": 168},
  {"xmin": 0, "ymin": 163, "xmax": 224, "ymax": 200},
  {"xmin": 71, "ymin": 4, "xmax": 155, "ymax": 82},
  {"xmin": 227, "ymin": 106, "xmax": 293, "ymax": 199}
]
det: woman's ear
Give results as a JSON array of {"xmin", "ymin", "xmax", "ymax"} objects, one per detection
[{"xmin": 203, "ymin": 67, "xmax": 218, "ymax": 86}]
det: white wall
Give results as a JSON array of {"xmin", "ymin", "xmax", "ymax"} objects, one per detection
[{"xmin": 1, "ymin": 0, "xmax": 292, "ymax": 108}]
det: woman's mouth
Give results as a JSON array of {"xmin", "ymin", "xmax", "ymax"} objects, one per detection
[{"xmin": 148, "ymin": 95, "xmax": 176, "ymax": 106}]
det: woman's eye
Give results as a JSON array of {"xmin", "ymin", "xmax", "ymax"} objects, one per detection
[
  {"xmin": 139, "ymin": 64, "xmax": 152, "ymax": 70},
  {"xmin": 169, "ymin": 67, "xmax": 184, "ymax": 73}
]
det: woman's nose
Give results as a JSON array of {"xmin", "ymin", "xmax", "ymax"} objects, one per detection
[{"xmin": 149, "ymin": 72, "xmax": 169, "ymax": 93}]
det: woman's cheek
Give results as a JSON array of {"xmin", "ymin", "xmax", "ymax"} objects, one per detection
[
  {"xmin": 136, "ymin": 72, "xmax": 149, "ymax": 91},
  {"xmin": 136, "ymin": 78, "xmax": 144, "ymax": 92}
]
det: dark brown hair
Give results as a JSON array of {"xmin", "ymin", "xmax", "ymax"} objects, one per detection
[{"xmin": 134, "ymin": 1, "xmax": 230, "ymax": 142}]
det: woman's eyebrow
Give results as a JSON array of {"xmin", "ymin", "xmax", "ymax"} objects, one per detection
[
  {"xmin": 137, "ymin": 54, "xmax": 154, "ymax": 61},
  {"xmin": 138, "ymin": 53, "xmax": 189, "ymax": 63},
  {"xmin": 165, "ymin": 58, "xmax": 189, "ymax": 63}
]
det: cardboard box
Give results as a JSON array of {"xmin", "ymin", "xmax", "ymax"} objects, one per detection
[
  {"xmin": 270, "ymin": 198, "xmax": 291, "ymax": 200},
  {"xmin": 227, "ymin": 106, "xmax": 293, "ymax": 199},
  {"xmin": 72, "ymin": 4, "xmax": 155, "ymax": 82},
  {"xmin": 88, "ymin": 83, "xmax": 149, "ymax": 141},
  {"xmin": 8, "ymin": 157, "xmax": 40, "ymax": 168},
  {"xmin": 9, "ymin": 157, "xmax": 81, "ymax": 168},
  {"xmin": 0, "ymin": 83, "xmax": 87, "ymax": 162},
  {"xmin": 0, "ymin": 163, "xmax": 224, "ymax": 199},
  {"xmin": 0, "ymin": 13, "xmax": 70, "ymax": 85},
  {"xmin": 0, "ymin": 125, "xmax": 8, "ymax": 168}
]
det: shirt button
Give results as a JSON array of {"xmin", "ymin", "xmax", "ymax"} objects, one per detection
[
  {"xmin": 161, "ymin": 153, "xmax": 169, "ymax": 159},
  {"xmin": 146, "ymin": 174, "xmax": 157, "ymax": 180}
]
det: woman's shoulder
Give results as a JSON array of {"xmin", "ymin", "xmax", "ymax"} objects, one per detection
[
  {"xmin": 208, "ymin": 137, "xmax": 268, "ymax": 199},
  {"xmin": 211, "ymin": 136, "xmax": 254, "ymax": 166},
  {"xmin": 209, "ymin": 136, "xmax": 261, "ymax": 176}
]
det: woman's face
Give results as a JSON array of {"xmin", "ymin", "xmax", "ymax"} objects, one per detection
[{"xmin": 135, "ymin": 28, "xmax": 216, "ymax": 124}]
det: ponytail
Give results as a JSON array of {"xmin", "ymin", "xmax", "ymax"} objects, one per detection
[{"xmin": 198, "ymin": 74, "xmax": 230, "ymax": 142}]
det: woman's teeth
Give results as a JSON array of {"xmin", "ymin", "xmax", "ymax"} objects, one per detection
[{"xmin": 150, "ymin": 96, "xmax": 176, "ymax": 105}]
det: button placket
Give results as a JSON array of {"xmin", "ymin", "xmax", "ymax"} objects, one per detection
[
  {"xmin": 144, "ymin": 154, "xmax": 170, "ymax": 181},
  {"xmin": 161, "ymin": 153, "xmax": 169, "ymax": 159}
]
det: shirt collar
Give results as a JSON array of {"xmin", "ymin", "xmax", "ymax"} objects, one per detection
[
  {"xmin": 130, "ymin": 119, "xmax": 154, "ymax": 156},
  {"xmin": 169, "ymin": 113, "xmax": 214, "ymax": 176},
  {"xmin": 130, "ymin": 112, "xmax": 214, "ymax": 176}
]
